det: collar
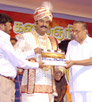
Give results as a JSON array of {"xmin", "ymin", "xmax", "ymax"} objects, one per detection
[
  {"xmin": 83, "ymin": 35, "xmax": 90, "ymax": 43},
  {"xmin": 73, "ymin": 35, "xmax": 90, "ymax": 45},
  {"xmin": 0, "ymin": 30, "xmax": 10, "ymax": 40}
]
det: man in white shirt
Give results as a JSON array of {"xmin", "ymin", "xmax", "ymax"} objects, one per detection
[
  {"xmin": 0, "ymin": 13, "xmax": 45, "ymax": 102},
  {"xmin": 66, "ymin": 21, "xmax": 92, "ymax": 102}
]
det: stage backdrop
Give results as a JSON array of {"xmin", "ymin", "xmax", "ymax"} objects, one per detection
[
  {"xmin": 0, "ymin": 10, "xmax": 92, "ymax": 42},
  {"xmin": 1, "ymin": 9, "xmax": 92, "ymax": 102}
]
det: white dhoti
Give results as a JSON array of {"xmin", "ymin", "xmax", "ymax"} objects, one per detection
[
  {"xmin": 22, "ymin": 93, "xmax": 54, "ymax": 102},
  {"xmin": 21, "ymin": 68, "xmax": 55, "ymax": 102},
  {"xmin": 71, "ymin": 91, "xmax": 92, "ymax": 102}
]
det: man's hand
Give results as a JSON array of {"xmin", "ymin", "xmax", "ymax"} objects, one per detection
[
  {"xmin": 38, "ymin": 60, "xmax": 46, "ymax": 68},
  {"xmin": 54, "ymin": 96, "xmax": 63, "ymax": 102},
  {"xmin": 65, "ymin": 60, "xmax": 74, "ymax": 69},
  {"xmin": 16, "ymin": 34, "xmax": 24, "ymax": 39},
  {"xmin": 17, "ymin": 68, "xmax": 24, "ymax": 75},
  {"xmin": 34, "ymin": 48, "xmax": 43, "ymax": 54},
  {"xmin": 58, "ymin": 97, "xmax": 63, "ymax": 102},
  {"xmin": 28, "ymin": 58, "xmax": 46, "ymax": 68}
]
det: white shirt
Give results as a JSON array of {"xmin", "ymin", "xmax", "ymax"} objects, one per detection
[
  {"xmin": 66, "ymin": 36, "xmax": 92, "ymax": 92},
  {"xmin": 0, "ymin": 30, "xmax": 39, "ymax": 79}
]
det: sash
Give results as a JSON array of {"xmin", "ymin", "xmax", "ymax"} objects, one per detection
[{"xmin": 21, "ymin": 31, "xmax": 58, "ymax": 94}]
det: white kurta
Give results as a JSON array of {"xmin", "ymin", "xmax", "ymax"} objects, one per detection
[
  {"xmin": 15, "ymin": 31, "xmax": 54, "ymax": 102},
  {"xmin": 66, "ymin": 36, "xmax": 92, "ymax": 93}
]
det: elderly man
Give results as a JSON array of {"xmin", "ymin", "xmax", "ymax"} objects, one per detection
[
  {"xmin": 66, "ymin": 21, "xmax": 92, "ymax": 102},
  {"xmin": 14, "ymin": 5, "xmax": 61, "ymax": 102}
]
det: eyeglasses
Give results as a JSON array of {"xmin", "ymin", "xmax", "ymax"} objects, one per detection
[
  {"xmin": 4, "ymin": 24, "xmax": 7, "ymax": 26},
  {"xmin": 71, "ymin": 30, "xmax": 81, "ymax": 34}
]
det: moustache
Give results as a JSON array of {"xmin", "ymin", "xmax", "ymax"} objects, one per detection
[{"xmin": 40, "ymin": 26, "xmax": 48, "ymax": 28}]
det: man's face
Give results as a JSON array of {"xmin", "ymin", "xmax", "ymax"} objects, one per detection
[
  {"xmin": 3, "ymin": 22, "xmax": 12, "ymax": 34},
  {"xmin": 71, "ymin": 23, "xmax": 87, "ymax": 43},
  {"xmin": 54, "ymin": 71, "xmax": 63, "ymax": 81},
  {"xmin": 35, "ymin": 17, "xmax": 50, "ymax": 35}
]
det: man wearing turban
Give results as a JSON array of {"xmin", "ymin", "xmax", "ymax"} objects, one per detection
[{"xmin": 15, "ymin": 3, "xmax": 64, "ymax": 102}]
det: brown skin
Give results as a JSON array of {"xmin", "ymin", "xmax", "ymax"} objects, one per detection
[
  {"xmin": 10, "ymin": 39, "xmax": 17, "ymax": 46},
  {"xmin": 54, "ymin": 71, "xmax": 63, "ymax": 81},
  {"xmin": 54, "ymin": 71, "xmax": 67, "ymax": 102},
  {"xmin": 28, "ymin": 57, "xmax": 46, "ymax": 68},
  {"xmin": 54, "ymin": 85, "xmax": 67, "ymax": 102},
  {"xmin": 35, "ymin": 17, "xmax": 50, "ymax": 36},
  {"xmin": 66, "ymin": 57, "xmax": 92, "ymax": 69},
  {"xmin": 0, "ymin": 22, "xmax": 12, "ymax": 34},
  {"xmin": 34, "ymin": 48, "xmax": 43, "ymax": 54}
]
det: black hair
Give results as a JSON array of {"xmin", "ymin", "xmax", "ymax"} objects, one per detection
[
  {"xmin": 73, "ymin": 21, "xmax": 88, "ymax": 30},
  {"xmin": 59, "ymin": 39, "xmax": 71, "ymax": 54},
  {"xmin": 0, "ymin": 13, "xmax": 13, "ymax": 24},
  {"xmin": 10, "ymin": 38, "xmax": 17, "ymax": 42}
]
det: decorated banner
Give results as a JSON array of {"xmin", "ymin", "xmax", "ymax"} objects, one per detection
[{"xmin": 0, "ymin": 9, "xmax": 92, "ymax": 42}]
